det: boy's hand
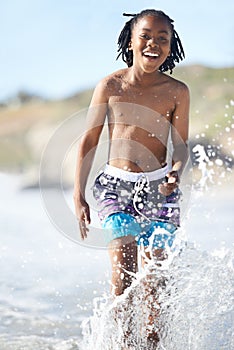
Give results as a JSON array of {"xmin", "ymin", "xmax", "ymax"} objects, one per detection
[
  {"xmin": 73, "ymin": 196, "xmax": 90, "ymax": 240},
  {"xmin": 158, "ymin": 161, "xmax": 181, "ymax": 196},
  {"xmin": 158, "ymin": 167, "xmax": 180, "ymax": 196}
]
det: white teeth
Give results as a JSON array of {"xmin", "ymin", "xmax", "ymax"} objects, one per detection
[{"xmin": 144, "ymin": 52, "xmax": 159, "ymax": 57}]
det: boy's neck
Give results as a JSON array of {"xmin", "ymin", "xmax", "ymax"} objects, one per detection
[{"xmin": 126, "ymin": 66, "xmax": 162, "ymax": 87}]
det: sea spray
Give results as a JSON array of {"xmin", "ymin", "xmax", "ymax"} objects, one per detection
[
  {"xmin": 157, "ymin": 244, "xmax": 234, "ymax": 349},
  {"xmin": 80, "ymin": 243, "xmax": 234, "ymax": 350}
]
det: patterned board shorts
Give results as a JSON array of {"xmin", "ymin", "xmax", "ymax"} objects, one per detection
[{"xmin": 93, "ymin": 164, "xmax": 181, "ymax": 249}]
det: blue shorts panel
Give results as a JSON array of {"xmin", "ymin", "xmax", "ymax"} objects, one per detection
[
  {"xmin": 139, "ymin": 221, "xmax": 176, "ymax": 249},
  {"xmin": 102, "ymin": 212, "xmax": 177, "ymax": 249}
]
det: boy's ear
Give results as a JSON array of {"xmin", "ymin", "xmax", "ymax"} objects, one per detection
[{"xmin": 128, "ymin": 41, "xmax": 133, "ymax": 50}]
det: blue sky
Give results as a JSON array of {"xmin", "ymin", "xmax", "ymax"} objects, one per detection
[{"xmin": 1, "ymin": 0, "xmax": 233, "ymax": 101}]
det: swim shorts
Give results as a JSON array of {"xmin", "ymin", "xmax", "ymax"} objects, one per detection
[{"xmin": 93, "ymin": 164, "xmax": 181, "ymax": 248}]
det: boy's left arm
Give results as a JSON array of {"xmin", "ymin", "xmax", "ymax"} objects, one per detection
[
  {"xmin": 171, "ymin": 82, "xmax": 190, "ymax": 177},
  {"xmin": 159, "ymin": 83, "xmax": 190, "ymax": 196}
]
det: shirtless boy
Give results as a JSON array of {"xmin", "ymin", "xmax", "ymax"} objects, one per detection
[{"xmin": 74, "ymin": 10, "xmax": 189, "ymax": 298}]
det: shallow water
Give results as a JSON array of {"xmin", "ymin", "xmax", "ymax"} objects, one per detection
[
  {"xmin": 80, "ymin": 244, "xmax": 234, "ymax": 350},
  {"xmin": 0, "ymin": 172, "xmax": 233, "ymax": 349}
]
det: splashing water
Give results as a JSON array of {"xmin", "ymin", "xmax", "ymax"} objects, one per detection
[
  {"xmin": 192, "ymin": 144, "xmax": 215, "ymax": 189},
  {"xmin": 80, "ymin": 241, "xmax": 234, "ymax": 350}
]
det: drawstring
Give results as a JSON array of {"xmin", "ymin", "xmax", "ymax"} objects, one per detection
[{"xmin": 133, "ymin": 176, "xmax": 151, "ymax": 222}]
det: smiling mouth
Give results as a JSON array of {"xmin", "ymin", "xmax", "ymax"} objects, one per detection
[{"xmin": 143, "ymin": 52, "xmax": 159, "ymax": 58}]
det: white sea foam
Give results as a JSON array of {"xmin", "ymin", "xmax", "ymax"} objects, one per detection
[{"xmin": 80, "ymin": 243, "xmax": 234, "ymax": 350}]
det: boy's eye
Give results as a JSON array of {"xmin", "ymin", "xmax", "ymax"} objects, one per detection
[
  {"xmin": 140, "ymin": 34, "xmax": 151, "ymax": 40},
  {"xmin": 159, "ymin": 37, "xmax": 168, "ymax": 42}
]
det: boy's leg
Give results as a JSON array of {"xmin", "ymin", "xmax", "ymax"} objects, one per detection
[
  {"xmin": 141, "ymin": 247, "xmax": 167, "ymax": 266},
  {"xmin": 108, "ymin": 236, "xmax": 138, "ymax": 296},
  {"xmin": 141, "ymin": 247, "xmax": 167, "ymax": 344}
]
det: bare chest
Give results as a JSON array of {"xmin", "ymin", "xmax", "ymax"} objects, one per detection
[{"xmin": 108, "ymin": 84, "xmax": 176, "ymax": 119}]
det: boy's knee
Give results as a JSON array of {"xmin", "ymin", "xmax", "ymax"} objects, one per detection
[{"xmin": 111, "ymin": 269, "xmax": 134, "ymax": 296}]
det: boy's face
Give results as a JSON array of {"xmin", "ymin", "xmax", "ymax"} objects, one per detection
[{"xmin": 129, "ymin": 15, "xmax": 172, "ymax": 73}]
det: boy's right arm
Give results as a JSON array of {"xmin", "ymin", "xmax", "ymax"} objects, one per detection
[{"xmin": 73, "ymin": 79, "xmax": 109, "ymax": 239}]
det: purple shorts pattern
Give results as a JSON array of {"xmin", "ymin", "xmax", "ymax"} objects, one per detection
[{"xmin": 92, "ymin": 164, "xmax": 181, "ymax": 247}]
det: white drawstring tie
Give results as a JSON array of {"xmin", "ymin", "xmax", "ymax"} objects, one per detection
[{"xmin": 133, "ymin": 176, "xmax": 151, "ymax": 222}]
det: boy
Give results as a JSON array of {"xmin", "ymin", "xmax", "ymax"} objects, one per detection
[{"xmin": 74, "ymin": 9, "xmax": 189, "ymax": 297}]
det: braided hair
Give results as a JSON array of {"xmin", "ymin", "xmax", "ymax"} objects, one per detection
[{"xmin": 116, "ymin": 10, "xmax": 185, "ymax": 74}]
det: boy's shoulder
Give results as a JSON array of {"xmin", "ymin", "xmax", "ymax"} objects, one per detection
[
  {"xmin": 91, "ymin": 69, "xmax": 127, "ymax": 101},
  {"xmin": 98, "ymin": 68, "xmax": 128, "ymax": 89},
  {"xmin": 161, "ymin": 72, "xmax": 189, "ymax": 92}
]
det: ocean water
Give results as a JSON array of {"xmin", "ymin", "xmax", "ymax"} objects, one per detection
[{"xmin": 0, "ymin": 172, "xmax": 233, "ymax": 349}]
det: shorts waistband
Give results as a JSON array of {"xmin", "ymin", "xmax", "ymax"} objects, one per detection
[{"xmin": 103, "ymin": 164, "xmax": 169, "ymax": 182}]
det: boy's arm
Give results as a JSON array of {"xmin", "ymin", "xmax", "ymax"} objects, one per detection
[
  {"xmin": 159, "ymin": 83, "xmax": 189, "ymax": 196},
  {"xmin": 73, "ymin": 79, "xmax": 108, "ymax": 239},
  {"xmin": 171, "ymin": 82, "xmax": 190, "ymax": 177}
]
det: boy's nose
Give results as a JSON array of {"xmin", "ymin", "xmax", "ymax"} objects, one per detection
[{"xmin": 147, "ymin": 37, "xmax": 159, "ymax": 47}]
